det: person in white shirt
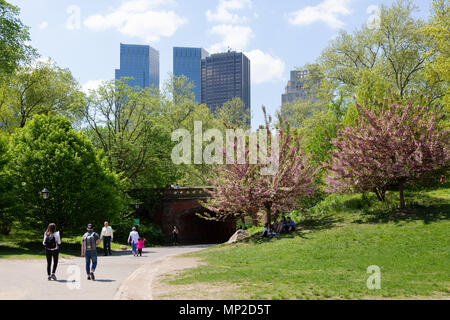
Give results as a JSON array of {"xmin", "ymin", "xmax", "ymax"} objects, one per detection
[
  {"xmin": 100, "ymin": 221, "xmax": 113, "ymax": 256},
  {"xmin": 127, "ymin": 227, "xmax": 139, "ymax": 256},
  {"xmin": 43, "ymin": 223, "xmax": 62, "ymax": 281}
]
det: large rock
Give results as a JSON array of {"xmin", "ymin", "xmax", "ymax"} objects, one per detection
[{"xmin": 227, "ymin": 229, "xmax": 251, "ymax": 244}]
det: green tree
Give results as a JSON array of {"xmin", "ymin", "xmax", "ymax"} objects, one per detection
[
  {"xmin": 0, "ymin": 0, "xmax": 36, "ymax": 80},
  {"xmin": 423, "ymin": 0, "xmax": 449, "ymax": 110},
  {"xmin": 9, "ymin": 115, "xmax": 125, "ymax": 234},
  {"xmin": 160, "ymin": 74, "xmax": 197, "ymax": 131},
  {"xmin": 0, "ymin": 59, "xmax": 84, "ymax": 133},
  {"xmin": 297, "ymin": 109, "xmax": 340, "ymax": 171},
  {"xmin": 0, "ymin": 134, "xmax": 17, "ymax": 234},
  {"xmin": 318, "ymin": 0, "xmax": 444, "ymax": 108},
  {"xmin": 83, "ymin": 79, "xmax": 179, "ymax": 189},
  {"xmin": 215, "ymin": 97, "xmax": 250, "ymax": 129}
]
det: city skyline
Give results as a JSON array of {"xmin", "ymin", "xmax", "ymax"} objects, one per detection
[
  {"xmin": 201, "ymin": 50, "xmax": 251, "ymax": 120},
  {"xmin": 10, "ymin": 0, "xmax": 432, "ymax": 129},
  {"xmin": 173, "ymin": 46, "xmax": 209, "ymax": 103},
  {"xmin": 115, "ymin": 43, "xmax": 160, "ymax": 89}
]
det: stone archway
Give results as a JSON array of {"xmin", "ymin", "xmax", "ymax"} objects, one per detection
[{"xmin": 174, "ymin": 206, "xmax": 235, "ymax": 244}]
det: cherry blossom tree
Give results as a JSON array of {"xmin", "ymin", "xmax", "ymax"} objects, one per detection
[
  {"xmin": 326, "ymin": 103, "xmax": 450, "ymax": 209},
  {"xmin": 200, "ymin": 108, "xmax": 317, "ymax": 226}
]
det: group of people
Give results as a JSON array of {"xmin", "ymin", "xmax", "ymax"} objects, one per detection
[
  {"xmin": 42, "ymin": 221, "xmax": 151, "ymax": 281},
  {"xmin": 262, "ymin": 216, "xmax": 296, "ymax": 238},
  {"xmin": 127, "ymin": 227, "xmax": 147, "ymax": 257}
]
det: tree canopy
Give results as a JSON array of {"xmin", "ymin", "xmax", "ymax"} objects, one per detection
[{"xmin": 9, "ymin": 115, "xmax": 125, "ymax": 233}]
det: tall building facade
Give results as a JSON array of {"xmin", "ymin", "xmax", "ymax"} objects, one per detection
[
  {"xmin": 115, "ymin": 43, "xmax": 160, "ymax": 89},
  {"xmin": 173, "ymin": 47, "xmax": 209, "ymax": 103},
  {"xmin": 201, "ymin": 51, "xmax": 251, "ymax": 118},
  {"xmin": 281, "ymin": 70, "xmax": 308, "ymax": 106}
]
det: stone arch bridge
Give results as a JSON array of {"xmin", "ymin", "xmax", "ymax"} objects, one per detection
[{"xmin": 149, "ymin": 187, "xmax": 236, "ymax": 244}]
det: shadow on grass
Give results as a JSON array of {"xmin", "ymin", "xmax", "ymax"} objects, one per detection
[
  {"xmin": 354, "ymin": 203, "xmax": 450, "ymax": 225},
  {"xmin": 238, "ymin": 214, "xmax": 344, "ymax": 245},
  {"xmin": 298, "ymin": 214, "xmax": 345, "ymax": 231},
  {"xmin": 0, "ymin": 241, "xmax": 82, "ymax": 258},
  {"xmin": 238, "ymin": 231, "xmax": 307, "ymax": 245}
]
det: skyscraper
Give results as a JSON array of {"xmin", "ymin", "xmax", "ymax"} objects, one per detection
[
  {"xmin": 115, "ymin": 43, "xmax": 160, "ymax": 89},
  {"xmin": 201, "ymin": 51, "xmax": 251, "ymax": 119},
  {"xmin": 173, "ymin": 47, "xmax": 209, "ymax": 103},
  {"xmin": 281, "ymin": 70, "xmax": 308, "ymax": 106}
]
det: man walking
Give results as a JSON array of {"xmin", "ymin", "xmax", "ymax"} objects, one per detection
[
  {"xmin": 81, "ymin": 224, "xmax": 101, "ymax": 280},
  {"xmin": 100, "ymin": 221, "xmax": 113, "ymax": 256},
  {"xmin": 127, "ymin": 227, "xmax": 139, "ymax": 256}
]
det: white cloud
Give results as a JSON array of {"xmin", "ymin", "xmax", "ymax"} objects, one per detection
[
  {"xmin": 206, "ymin": 0, "xmax": 252, "ymax": 23},
  {"xmin": 83, "ymin": 0, "xmax": 186, "ymax": 42},
  {"xmin": 82, "ymin": 79, "xmax": 105, "ymax": 94},
  {"xmin": 208, "ymin": 24, "xmax": 254, "ymax": 53},
  {"xmin": 39, "ymin": 21, "xmax": 48, "ymax": 30},
  {"xmin": 288, "ymin": 0, "xmax": 352, "ymax": 29},
  {"xmin": 244, "ymin": 50, "xmax": 285, "ymax": 84}
]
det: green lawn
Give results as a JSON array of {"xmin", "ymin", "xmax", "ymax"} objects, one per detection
[
  {"xmin": 171, "ymin": 188, "xmax": 450, "ymax": 299},
  {"xmin": 0, "ymin": 228, "xmax": 128, "ymax": 259}
]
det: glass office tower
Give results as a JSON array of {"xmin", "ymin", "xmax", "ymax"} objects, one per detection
[
  {"xmin": 201, "ymin": 51, "xmax": 251, "ymax": 122},
  {"xmin": 115, "ymin": 43, "xmax": 160, "ymax": 89},
  {"xmin": 173, "ymin": 47, "xmax": 209, "ymax": 103}
]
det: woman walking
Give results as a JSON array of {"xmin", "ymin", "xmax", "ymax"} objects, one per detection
[{"xmin": 43, "ymin": 223, "xmax": 61, "ymax": 281}]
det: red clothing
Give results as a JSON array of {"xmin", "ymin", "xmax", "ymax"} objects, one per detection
[{"xmin": 137, "ymin": 239, "xmax": 146, "ymax": 249}]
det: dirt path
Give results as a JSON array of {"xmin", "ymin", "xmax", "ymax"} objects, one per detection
[{"xmin": 115, "ymin": 256, "xmax": 240, "ymax": 300}]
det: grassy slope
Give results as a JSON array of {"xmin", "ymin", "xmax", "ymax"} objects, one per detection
[{"xmin": 173, "ymin": 188, "xmax": 450, "ymax": 299}]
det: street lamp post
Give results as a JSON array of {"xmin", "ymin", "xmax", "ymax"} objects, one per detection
[
  {"xmin": 134, "ymin": 202, "xmax": 140, "ymax": 227},
  {"xmin": 41, "ymin": 188, "xmax": 49, "ymax": 227}
]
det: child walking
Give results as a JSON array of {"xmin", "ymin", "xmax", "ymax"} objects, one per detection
[{"xmin": 137, "ymin": 237, "xmax": 146, "ymax": 257}]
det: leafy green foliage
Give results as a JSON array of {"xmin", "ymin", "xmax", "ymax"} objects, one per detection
[
  {"xmin": 0, "ymin": 135, "xmax": 17, "ymax": 234},
  {"xmin": 83, "ymin": 78, "xmax": 180, "ymax": 189},
  {"xmin": 8, "ymin": 115, "xmax": 125, "ymax": 234},
  {"xmin": 0, "ymin": 0, "xmax": 36, "ymax": 80},
  {"xmin": 0, "ymin": 59, "xmax": 84, "ymax": 133}
]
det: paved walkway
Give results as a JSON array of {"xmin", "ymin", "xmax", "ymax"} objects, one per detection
[{"xmin": 0, "ymin": 246, "xmax": 210, "ymax": 300}]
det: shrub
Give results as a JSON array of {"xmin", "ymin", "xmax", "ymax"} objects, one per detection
[{"xmin": 9, "ymin": 115, "xmax": 125, "ymax": 234}]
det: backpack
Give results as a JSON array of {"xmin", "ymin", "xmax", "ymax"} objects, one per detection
[
  {"xmin": 44, "ymin": 233, "xmax": 57, "ymax": 249},
  {"xmin": 84, "ymin": 232, "xmax": 97, "ymax": 251}
]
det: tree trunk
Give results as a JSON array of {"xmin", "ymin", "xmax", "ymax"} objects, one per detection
[
  {"xmin": 399, "ymin": 184, "xmax": 405, "ymax": 210},
  {"xmin": 265, "ymin": 203, "xmax": 272, "ymax": 227}
]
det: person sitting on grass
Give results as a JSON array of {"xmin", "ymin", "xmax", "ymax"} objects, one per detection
[
  {"xmin": 280, "ymin": 216, "xmax": 288, "ymax": 233},
  {"xmin": 271, "ymin": 219, "xmax": 279, "ymax": 233},
  {"xmin": 262, "ymin": 223, "xmax": 272, "ymax": 238},
  {"xmin": 286, "ymin": 217, "xmax": 296, "ymax": 233},
  {"xmin": 274, "ymin": 218, "xmax": 284, "ymax": 234}
]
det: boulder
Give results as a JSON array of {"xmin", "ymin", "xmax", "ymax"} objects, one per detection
[{"xmin": 227, "ymin": 229, "xmax": 251, "ymax": 244}]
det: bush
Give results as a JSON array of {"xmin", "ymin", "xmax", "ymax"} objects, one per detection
[{"xmin": 9, "ymin": 115, "xmax": 125, "ymax": 234}]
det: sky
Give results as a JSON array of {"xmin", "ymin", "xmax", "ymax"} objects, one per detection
[{"xmin": 10, "ymin": 0, "xmax": 432, "ymax": 129}]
